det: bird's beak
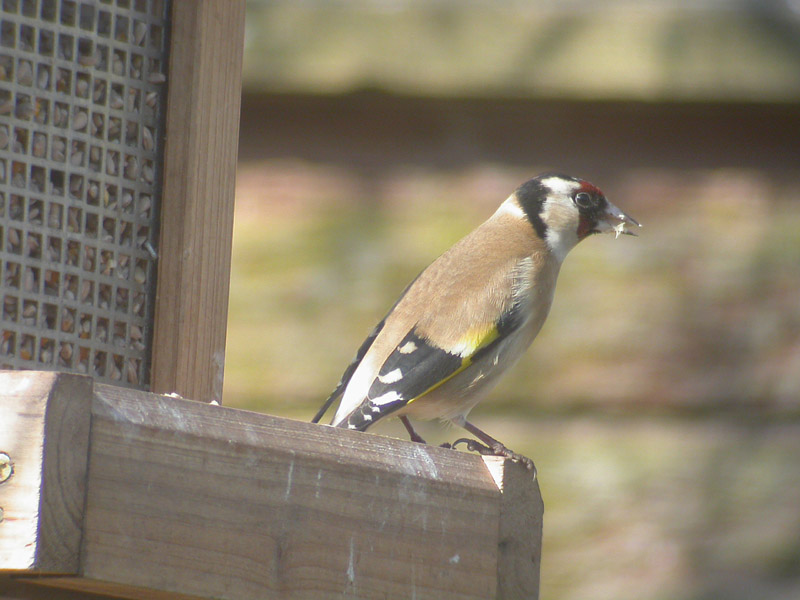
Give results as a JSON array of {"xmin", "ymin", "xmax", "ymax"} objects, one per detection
[{"xmin": 597, "ymin": 201, "xmax": 641, "ymax": 238}]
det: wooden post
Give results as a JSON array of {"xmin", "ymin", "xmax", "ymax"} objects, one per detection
[
  {"xmin": 150, "ymin": 0, "xmax": 246, "ymax": 403},
  {"xmin": 0, "ymin": 371, "xmax": 542, "ymax": 599}
]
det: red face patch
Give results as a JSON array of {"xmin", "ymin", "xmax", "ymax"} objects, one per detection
[
  {"xmin": 573, "ymin": 181, "xmax": 606, "ymax": 239},
  {"xmin": 577, "ymin": 213, "xmax": 594, "ymax": 239},
  {"xmin": 577, "ymin": 181, "xmax": 603, "ymax": 197}
]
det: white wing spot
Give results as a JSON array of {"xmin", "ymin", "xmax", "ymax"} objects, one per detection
[
  {"xmin": 371, "ymin": 390, "xmax": 403, "ymax": 406},
  {"xmin": 378, "ymin": 368, "xmax": 403, "ymax": 384},
  {"xmin": 399, "ymin": 341, "xmax": 418, "ymax": 354},
  {"xmin": 449, "ymin": 340, "xmax": 475, "ymax": 357}
]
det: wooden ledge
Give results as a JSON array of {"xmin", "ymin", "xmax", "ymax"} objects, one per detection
[{"xmin": 0, "ymin": 371, "xmax": 542, "ymax": 599}]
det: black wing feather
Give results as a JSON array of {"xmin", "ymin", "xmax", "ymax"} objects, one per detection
[
  {"xmin": 369, "ymin": 331, "xmax": 463, "ymax": 403},
  {"xmin": 341, "ymin": 330, "xmax": 463, "ymax": 431},
  {"xmin": 341, "ymin": 298, "xmax": 529, "ymax": 430}
]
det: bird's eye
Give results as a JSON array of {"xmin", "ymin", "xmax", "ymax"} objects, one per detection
[{"xmin": 574, "ymin": 192, "xmax": 593, "ymax": 208}]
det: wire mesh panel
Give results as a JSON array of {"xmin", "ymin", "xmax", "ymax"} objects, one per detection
[{"xmin": 0, "ymin": 0, "xmax": 169, "ymax": 387}]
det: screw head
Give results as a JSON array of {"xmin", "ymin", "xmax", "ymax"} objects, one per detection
[{"xmin": 0, "ymin": 452, "xmax": 12, "ymax": 484}]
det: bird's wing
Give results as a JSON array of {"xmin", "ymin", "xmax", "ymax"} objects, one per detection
[
  {"xmin": 311, "ymin": 275, "xmax": 421, "ymax": 424},
  {"xmin": 337, "ymin": 298, "xmax": 527, "ymax": 431}
]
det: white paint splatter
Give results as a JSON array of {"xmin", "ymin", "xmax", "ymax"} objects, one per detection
[
  {"xmin": 284, "ymin": 460, "xmax": 294, "ymax": 500},
  {"xmin": 347, "ymin": 537, "xmax": 356, "ymax": 583},
  {"xmin": 413, "ymin": 445, "xmax": 439, "ymax": 479}
]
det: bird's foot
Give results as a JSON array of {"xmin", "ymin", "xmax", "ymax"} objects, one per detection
[{"xmin": 448, "ymin": 438, "xmax": 536, "ymax": 472}]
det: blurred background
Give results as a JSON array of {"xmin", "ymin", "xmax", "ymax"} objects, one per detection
[{"xmin": 224, "ymin": 1, "xmax": 800, "ymax": 598}]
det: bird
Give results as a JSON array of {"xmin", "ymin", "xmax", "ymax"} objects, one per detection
[{"xmin": 312, "ymin": 173, "xmax": 639, "ymax": 469}]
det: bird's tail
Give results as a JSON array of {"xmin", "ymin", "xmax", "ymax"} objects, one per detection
[{"xmin": 310, "ymin": 389, "xmax": 340, "ymax": 423}]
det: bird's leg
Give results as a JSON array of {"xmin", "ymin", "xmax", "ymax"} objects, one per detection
[
  {"xmin": 399, "ymin": 416, "xmax": 427, "ymax": 444},
  {"xmin": 450, "ymin": 420, "xmax": 536, "ymax": 472}
]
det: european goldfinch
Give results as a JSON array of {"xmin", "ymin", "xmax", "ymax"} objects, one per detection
[{"xmin": 312, "ymin": 174, "xmax": 639, "ymax": 468}]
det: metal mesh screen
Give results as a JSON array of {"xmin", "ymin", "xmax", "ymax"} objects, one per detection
[{"xmin": 1, "ymin": 0, "xmax": 169, "ymax": 387}]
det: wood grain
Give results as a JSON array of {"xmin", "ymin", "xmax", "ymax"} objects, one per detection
[
  {"xmin": 150, "ymin": 0, "xmax": 246, "ymax": 403},
  {"xmin": 484, "ymin": 456, "xmax": 543, "ymax": 600},
  {"xmin": 0, "ymin": 371, "xmax": 91, "ymax": 573},
  {"xmin": 2, "ymin": 374, "xmax": 542, "ymax": 599},
  {"xmin": 81, "ymin": 384, "xmax": 501, "ymax": 599}
]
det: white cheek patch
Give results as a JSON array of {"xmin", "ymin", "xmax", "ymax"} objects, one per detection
[{"xmin": 541, "ymin": 198, "xmax": 579, "ymax": 262}]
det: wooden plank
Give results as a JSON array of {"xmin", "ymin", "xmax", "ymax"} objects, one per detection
[
  {"xmin": 0, "ymin": 371, "xmax": 92, "ymax": 573},
  {"xmin": 3, "ymin": 575, "xmax": 204, "ymax": 600},
  {"xmin": 0, "ymin": 575, "xmax": 125, "ymax": 600},
  {"xmin": 79, "ymin": 384, "xmax": 502, "ymax": 599},
  {"xmin": 150, "ymin": 0, "xmax": 246, "ymax": 403},
  {"xmin": 485, "ymin": 457, "xmax": 543, "ymax": 600},
  {"xmin": 2, "ymin": 373, "xmax": 542, "ymax": 599}
]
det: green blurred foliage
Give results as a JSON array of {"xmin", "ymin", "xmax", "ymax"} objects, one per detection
[{"xmin": 244, "ymin": 0, "xmax": 800, "ymax": 101}]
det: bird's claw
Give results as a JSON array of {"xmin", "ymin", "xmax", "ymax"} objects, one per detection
[
  {"xmin": 446, "ymin": 438, "xmax": 537, "ymax": 474},
  {"xmin": 449, "ymin": 437, "xmax": 492, "ymax": 454}
]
